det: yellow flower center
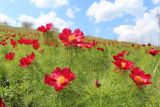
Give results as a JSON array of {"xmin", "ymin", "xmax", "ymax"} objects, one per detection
[
  {"xmin": 57, "ymin": 76, "xmax": 65, "ymax": 84},
  {"xmin": 134, "ymin": 76, "xmax": 143, "ymax": 83},
  {"xmin": 121, "ymin": 62, "xmax": 126, "ymax": 68},
  {"xmin": 68, "ymin": 35, "xmax": 76, "ymax": 41}
]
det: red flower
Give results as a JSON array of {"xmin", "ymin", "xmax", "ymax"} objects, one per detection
[
  {"xmin": 83, "ymin": 42, "xmax": 96, "ymax": 48},
  {"xmin": 10, "ymin": 39, "xmax": 17, "ymax": 47},
  {"xmin": 113, "ymin": 55, "xmax": 123, "ymax": 61},
  {"xmin": 0, "ymin": 41, "xmax": 7, "ymax": 46},
  {"xmin": 44, "ymin": 67, "xmax": 76, "ymax": 91},
  {"xmin": 130, "ymin": 67, "xmax": 152, "ymax": 88},
  {"xmin": 5, "ymin": 52, "xmax": 15, "ymax": 60},
  {"xmin": 18, "ymin": 38, "xmax": 32, "ymax": 45},
  {"xmin": 113, "ymin": 59, "xmax": 134, "ymax": 70},
  {"xmin": 113, "ymin": 50, "xmax": 129, "ymax": 61},
  {"xmin": 19, "ymin": 53, "xmax": 35, "ymax": 67},
  {"xmin": 32, "ymin": 39, "xmax": 40, "ymax": 50},
  {"xmin": 0, "ymin": 97, "xmax": 6, "ymax": 107},
  {"xmin": 75, "ymin": 41, "xmax": 96, "ymax": 48},
  {"xmin": 37, "ymin": 23, "xmax": 53, "ymax": 33},
  {"xmin": 117, "ymin": 50, "xmax": 129, "ymax": 57},
  {"xmin": 97, "ymin": 47, "xmax": 104, "ymax": 52},
  {"xmin": 11, "ymin": 34, "xmax": 16, "ymax": 37},
  {"xmin": 148, "ymin": 48, "xmax": 159, "ymax": 56},
  {"xmin": 59, "ymin": 28, "xmax": 84, "ymax": 46},
  {"xmin": 49, "ymin": 41, "xmax": 54, "ymax": 46},
  {"xmin": 32, "ymin": 43, "xmax": 40, "ymax": 50},
  {"xmin": 59, "ymin": 28, "xmax": 96, "ymax": 48},
  {"xmin": 18, "ymin": 38, "xmax": 40, "ymax": 50}
]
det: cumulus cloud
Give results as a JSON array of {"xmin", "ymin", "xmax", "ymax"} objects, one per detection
[
  {"xmin": 87, "ymin": 0, "xmax": 146, "ymax": 23},
  {"xmin": 66, "ymin": 6, "xmax": 81, "ymax": 18},
  {"xmin": 113, "ymin": 7, "xmax": 160, "ymax": 46},
  {"xmin": 152, "ymin": 0, "xmax": 160, "ymax": 4},
  {"xmin": 18, "ymin": 11, "xmax": 73, "ymax": 31},
  {"xmin": 0, "ymin": 13, "xmax": 17, "ymax": 26},
  {"xmin": 18, "ymin": 15, "xmax": 35, "ymax": 23},
  {"xmin": 30, "ymin": 0, "xmax": 68, "ymax": 8}
]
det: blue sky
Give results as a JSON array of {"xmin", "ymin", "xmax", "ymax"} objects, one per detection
[{"xmin": 0, "ymin": 0, "xmax": 160, "ymax": 45}]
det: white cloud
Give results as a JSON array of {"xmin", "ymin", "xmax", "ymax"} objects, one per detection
[
  {"xmin": 152, "ymin": 0, "xmax": 160, "ymax": 4},
  {"xmin": 30, "ymin": 0, "xmax": 68, "ymax": 8},
  {"xmin": 113, "ymin": 7, "xmax": 160, "ymax": 46},
  {"xmin": 66, "ymin": 6, "xmax": 80, "ymax": 18},
  {"xmin": 0, "ymin": 13, "xmax": 17, "ymax": 26},
  {"xmin": 87, "ymin": 0, "xmax": 146, "ymax": 23},
  {"xmin": 66, "ymin": 8, "xmax": 75, "ymax": 18},
  {"xmin": 18, "ymin": 11, "xmax": 73, "ymax": 31},
  {"xmin": 18, "ymin": 15, "xmax": 35, "ymax": 23}
]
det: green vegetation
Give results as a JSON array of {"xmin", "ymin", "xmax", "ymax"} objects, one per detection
[{"xmin": 0, "ymin": 25, "xmax": 160, "ymax": 107}]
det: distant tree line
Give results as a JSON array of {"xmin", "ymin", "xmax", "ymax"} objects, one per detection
[
  {"xmin": 0, "ymin": 21, "xmax": 60, "ymax": 32},
  {"xmin": 21, "ymin": 22, "xmax": 33, "ymax": 28},
  {"xmin": 0, "ymin": 21, "xmax": 9, "ymax": 26}
]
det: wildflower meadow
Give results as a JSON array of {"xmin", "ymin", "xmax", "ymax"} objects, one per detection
[{"xmin": 0, "ymin": 22, "xmax": 160, "ymax": 107}]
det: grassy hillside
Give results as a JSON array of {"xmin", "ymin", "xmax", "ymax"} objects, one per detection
[{"xmin": 0, "ymin": 25, "xmax": 160, "ymax": 107}]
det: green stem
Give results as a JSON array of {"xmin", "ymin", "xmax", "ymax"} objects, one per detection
[
  {"xmin": 152, "ymin": 60, "xmax": 160, "ymax": 77},
  {"xmin": 129, "ymin": 87, "xmax": 134, "ymax": 101}
]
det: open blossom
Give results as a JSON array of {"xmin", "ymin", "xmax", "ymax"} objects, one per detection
[
  {"xmin": 18, "ymin": 38, "xmax": 33, "ymax": 45},
  {"xmin": 59, "ymin": 28, "xmax": 85, "ymax": 46},
  {"xmin": 117, "ymin": 50, "xmax": 129, "ymax": 57},
  {"xmin": 5, "ymin": 52, "xmax": 15, "ymax": 60},
  {"xmin": 148, "ymin": 48, "xmax": 159, "ymax": 56},
  {"xmin": 19, "ymin": 53, "xmax": 35, "ymax": 67},
  {"xmin": 37, "ymin": 23, "xmax": 53, "ymax": 33},
  {"xmin": 44, "ymin": 67, "xmax": 76, "ymax": 91},
  {"xmin": 113, "ymin": 55, "xmax": 123, "ymax": 61},
  {"xmin": 59, "ymin": 28, "xmax": 96, "ymax": 48},
  {"xmin": 32, "ymin": 43, "xmax": 40, "ymax": 50},
  {"xmin": 130, "ymin": 67, "xmax": 152, "ymax": 88},
  {"xmin": 18, "ymin": 38, "xmax": 40, "ymax": 50},
  {"xmin": 113, "ymin": 50, "xmax": 129, "ymax": 61},
  {"xmin": 113, "ymin": 58, "xmax": 134, "ymax": 70}
]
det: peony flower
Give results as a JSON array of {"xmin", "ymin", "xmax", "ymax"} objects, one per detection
[
  {"xmin": 148, "ymin": 48, "xmax": 159, "ymax": 56},
  {"xmin": 5, "ymin": 52, "xmax": 15, "ymax": 60},
  {"xmin": 19, "ymin": 53, "xmax": 35, "ymax": 67},
  {"xmin": 37, "ymin": 23, "xmax": 53, "ymax": 33},
  {"xmin": 44, "ymin": 67, "xmax": 76, "ymax": 91},
  {"xmin": 59, "ymin": 28, "xmax": 84, "ymax": 46},
  {"xmin": 130, "ymin": 67, "xmax": 152, "ymax": 88},
  {"xmin": 113, "ymin": 58, "xmax": 134, "ymax": 70}
]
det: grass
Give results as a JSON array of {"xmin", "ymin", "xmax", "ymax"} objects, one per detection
[{"xmin": 0, "ymin": 25, "xmax": 160, "ymax": 107}]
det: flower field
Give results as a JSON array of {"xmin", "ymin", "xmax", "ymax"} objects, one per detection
[{"xmin": 0, "ymin": 24, "xmax": 160, "ymax": 107}]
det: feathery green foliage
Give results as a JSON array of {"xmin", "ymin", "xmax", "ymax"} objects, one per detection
[{"xmin": 0, "ymin": 25, "xmax": 160, "ymax": 107}]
